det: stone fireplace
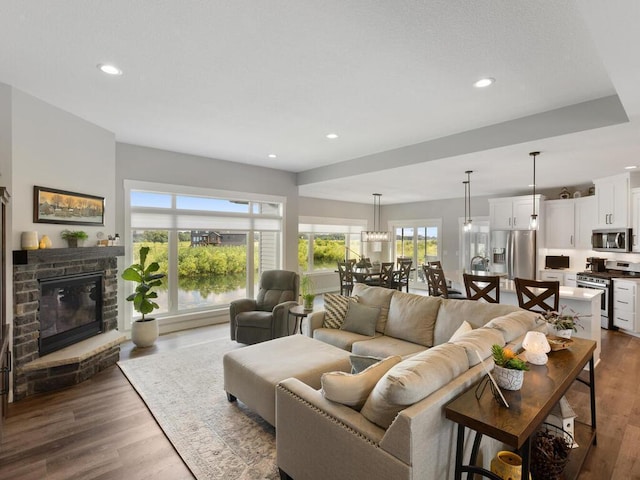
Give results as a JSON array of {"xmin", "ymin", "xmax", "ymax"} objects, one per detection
[{"xmin": 13, "ymin": 246, "xmax": 124, "ymax": 400}]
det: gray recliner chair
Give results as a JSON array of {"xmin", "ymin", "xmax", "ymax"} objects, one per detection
[{"xmin": 230, "ymin": 270, "xmax": 300, "ymax": 345}]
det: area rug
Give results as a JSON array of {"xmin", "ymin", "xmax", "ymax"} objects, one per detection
[{"xmin": 117, "ymin": 338, "xmax": 278, "ymax": 480}]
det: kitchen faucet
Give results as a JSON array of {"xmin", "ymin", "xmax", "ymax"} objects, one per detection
[{"xmin": 470, "ymin": 255, "xmax": 489, "ymax": 272}]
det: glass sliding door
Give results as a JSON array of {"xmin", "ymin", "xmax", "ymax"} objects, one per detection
[{"xmin": 391, "ymin": 220, "xmax": 442, "ymax": 289}]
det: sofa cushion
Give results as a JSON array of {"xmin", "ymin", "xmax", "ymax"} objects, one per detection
[
  {"xmin": 321, "ymin": 355, "xmax": 402, "ymax": 410},
  {"xmin": 433, "ymin": 299, "xmax": 521, "ymax": 346},
  {"xmin": 341, "ymin": 301, "xmax": 380, "ymax": 336},
  {"xmin": 352, "ymin": 284, "xmax": 395, "ymax": 333},
  {"xmin": 322, "ymin": 293, "xmax": 351, "ymax": 329},
  {"xmin": 313, "ymin": 328, "xmax": 379, "ymax": 352},
  {"xmin": 484, "ymin": 310, "xmax": 541, "ymax": 343},
  {"xmin": 360, "ymin": 343, "xmax": 469, "ymax": 429},
  {"xmin": 351, "ymin": 335, "xmax": 427, "ymax": 358},
  {"xmin": 450, "ymin": 327, "xmax": 505, "ymax": 366},
  {"xmin": 350, "ymin": 354, "xmax": 383, "ymax": 374},
  {"xmin": 449, "ymin": 320, "xmax": 472, "ymax": 341},
  {"xmin": 385, "ymin": 292, "xmax": 441, "ymax": 347}
]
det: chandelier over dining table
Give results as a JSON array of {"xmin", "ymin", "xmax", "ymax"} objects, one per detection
[{"xmin": 361, "ymin": 193, "xmax": 391, "ymax": 242}]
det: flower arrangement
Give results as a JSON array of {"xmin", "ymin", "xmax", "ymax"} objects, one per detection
[
  {"xmin": 491, "ymin": 344, "xmax": 529, "ymax": 371},
  {"xmin": 541, "ymin": 305, "xmax": 588, "ymax": 332}
]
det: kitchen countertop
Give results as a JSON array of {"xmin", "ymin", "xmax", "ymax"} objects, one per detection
[{"xmin": 500, "ymin": 280, "xmax": 602, "ymax": 302}]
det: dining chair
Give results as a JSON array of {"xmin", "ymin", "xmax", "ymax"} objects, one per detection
[
  {"xmin": 378, "ymin": 262, "xmax": 395, "ymax": 289},
  {"xmin": 337, "ymin": 261, "xmax": 355, "ymax": 296},
  {"xmin": 425, "ymin": 261, "xmax": 463, "ymax": 296},
  {"xmin": 463, "ymin": 273, "xmax": 500, "ymax": 303},
  {"xmin": 426, "ymin": 266, "xmax": 466, "ymax": 299},
  {"xmin": 393, "ymin": 260, "xmax": 412, "ymax": 292},
  {"xmin": 514, "ymin": 277, "xmax": 559, "ymax": 313}
]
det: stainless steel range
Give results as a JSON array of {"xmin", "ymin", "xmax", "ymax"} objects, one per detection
[{"xmin": 577, "ymin": 260, "xmax": 640, "ymax": 329}]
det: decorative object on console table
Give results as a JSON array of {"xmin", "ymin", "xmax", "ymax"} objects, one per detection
[
  {"xmin": 33, "ymin": 185, "xmax": 105, "ymax": 226},
  {"xmin": 531, "ymin": 423, "xmax": 573, "ymax": 480},
  {"xmin": 121, "ymin": 246, "xmax": 166, "ymax": 348},
  {"xmin": 522, "ymin": 331, "xmax": 551, "ymax": 365},
  {"xmin": 491, "ymin": 344, "xmax": 528, "ymax": 391},
  {"xmin": 490, "ymin": 451, "xmax": 527, "ymax": 480},
  {"xmin": 541, "ymin": 305, "xmax": 587, "ymax": 339},
  {"xmin": 60, "ymin": 229, "xmax": 88, "ymax": 248}
]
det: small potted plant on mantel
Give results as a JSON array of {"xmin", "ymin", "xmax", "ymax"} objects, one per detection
[
  {"xmin": 121, "ymin": 246, "xmax": 166, "ymax": 348},
  {"xmin": 61, "ymin": 229, "xmax": 88, "ymax": 248}
]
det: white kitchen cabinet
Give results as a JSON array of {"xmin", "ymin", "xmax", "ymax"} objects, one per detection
[
  {"xmin": 544, "ymin": 196, "xmax": 596, "ymax": 249},
  {"xmin": 574, "ymin": 196, "xmax": 596, "ymax": 249},
  {"xmin": 613, "ymin": 278, "xmax": 640, "ymax": 332},
  {"xmin": 545, "ymin": 200, "xmax": 575, "ymax": 248},
  {"xmin": 539, "ymin": 270, "xmax": 576, "ymax": 287},
  {"xmin": 489, "ymin": 195, "xmax": 543, "ymax": 231},
  {"xmin": 594, "ymin": 173, "xmax": 640, "ymax": 228}
]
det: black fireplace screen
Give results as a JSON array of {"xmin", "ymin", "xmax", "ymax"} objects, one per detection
[{"xmin": 39, "ymin": 272, "xmax": 103, "ymax": 355}]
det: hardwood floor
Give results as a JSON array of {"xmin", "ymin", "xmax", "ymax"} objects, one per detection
[{"xmin": 1, "ymin": 323, "xmax": 639, "ymax": 479}]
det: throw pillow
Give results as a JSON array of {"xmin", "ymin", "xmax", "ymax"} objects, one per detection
[
  {"xmin": 322, "ymin": 293, "xmax": 351, "ymax": 329},
  {"xmin": 350, "ymin": 354, "xmax": 382, "ymax": 374},
  {"xmin": 340, "ymin": 301, "xmax": 380, "ymax": 336},
  {"xmin": 449, "ymin": 320, "xmax": 472, "ymax": 342},
  {"xmin": 321, "ymin": 355, "xmax": 402, "ymax": 410}
]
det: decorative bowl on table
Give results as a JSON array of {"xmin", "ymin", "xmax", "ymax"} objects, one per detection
[{"xmin": 546, "ymin": 335, "xmax": 574, "ymax": 351}]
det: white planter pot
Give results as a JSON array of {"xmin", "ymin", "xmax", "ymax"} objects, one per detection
[
  {"xmin": 493, "ymin": 365, "xmax": 525, "ymax": 391},
  {"xmin": 131, "ymin": 318, "xmax": 159, "ymax": 348},
  {"xmin": 554, "ymin": 328, "xmax": 573, "ymax": 339}
]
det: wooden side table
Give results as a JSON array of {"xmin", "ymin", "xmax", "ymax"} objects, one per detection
[
  {"xmin": 288, "ymin": 304, "xmax": 313, "ymax": 335},
  {"xmin": 445, "ymin": 337, "xmax": 597, "ymax": 480}
]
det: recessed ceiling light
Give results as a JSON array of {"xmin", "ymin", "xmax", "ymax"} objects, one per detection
[
  {"xmin": 473, "ymin": 77, "xmax": 495, "ymax": 88},
  {"xmin": 326, "ymin": 133, "xmax": 339, "ymax": 139},
  {"xmin": 97, "ymin": 63, "xmax": 122, "ymax": 76},
  {"xmin": 268, "ymin": 154, "xmax": 277, "ymax": 159},
  {"xmin": 625, "ymin": 165, "xmax": 638, "ymax": 170}
]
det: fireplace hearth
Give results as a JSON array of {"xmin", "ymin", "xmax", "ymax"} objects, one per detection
[{"xmin": 13, "ymin": 246, "xmax": 124, "ymax": 399}]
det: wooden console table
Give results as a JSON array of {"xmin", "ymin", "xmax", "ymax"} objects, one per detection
[{"xmin": 445, "ymin": 337, "xmax": 596, "ymax": 480}]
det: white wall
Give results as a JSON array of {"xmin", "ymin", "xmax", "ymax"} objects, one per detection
[
  {"xmin": 115, "ymin": 143, "xmax": 300, "ymax": 271},
  {"xmin": 11, "ymin": 88, "xmax": 116, "ymax": 249}
]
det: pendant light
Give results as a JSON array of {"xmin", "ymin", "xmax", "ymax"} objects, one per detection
[
  {"xmin": 462, "ymin": 178, "xmax": 469, "ymax": 231},
  {"xmin": 361, "ymin": 193, "xmax": 390, "ymax": 242},
  {"xmin": 529, "ymin": 151, "xmax": 540, "ymax": 229},
  {"xmin": 464, "ymin": 170, "xmax": 473, "ymax": 232}
]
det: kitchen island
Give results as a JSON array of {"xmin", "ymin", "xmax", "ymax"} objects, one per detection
[{"xmin": 450, "ymin": 274, "xmax": 602, "ymax": 364}]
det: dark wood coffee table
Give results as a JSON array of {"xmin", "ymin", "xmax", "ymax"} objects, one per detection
[{"xmin": 445, "ymin": 337, "xmax": 597, "ymax": 480}]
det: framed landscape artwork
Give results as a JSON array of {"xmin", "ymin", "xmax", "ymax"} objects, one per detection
[{"xmin": 34, "ymin": 186, "xmax": 105, "ymax": 226}]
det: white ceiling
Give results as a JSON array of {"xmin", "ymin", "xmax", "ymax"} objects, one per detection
[{"xmin": 1, "ymin": 1, "xmax": 639, "ymax": 204}]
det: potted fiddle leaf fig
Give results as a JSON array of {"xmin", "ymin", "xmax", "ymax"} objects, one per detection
[{"xmin": 121, "ymin": 246, "xmax": 166, "ymax": 347}]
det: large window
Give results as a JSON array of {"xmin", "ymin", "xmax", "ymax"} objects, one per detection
[
  {"xmin": 298, "ymin": 218, "xmax": 365, "ymax": 273},
  {"xmin": 124, "ymin": 181, "xmax": 284, "ymax": 326},
  {"xmin": 391, "ymin": 220, "xmax": 442, "ymax": 288}
]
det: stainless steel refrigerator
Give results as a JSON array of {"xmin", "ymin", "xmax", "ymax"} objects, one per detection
[{"xmin": 490, "ymin": 230, "xmax": 537, "ymax": 280}]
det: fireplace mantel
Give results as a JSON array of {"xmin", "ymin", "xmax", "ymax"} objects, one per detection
[{"xmin": 13, "ymin": 246, "xmax": 124, "ymax": 265}]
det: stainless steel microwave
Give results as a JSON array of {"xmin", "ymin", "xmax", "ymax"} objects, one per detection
[{"xmin": 592, "ymin": 228, "xmax": 632, "ymax": 252}]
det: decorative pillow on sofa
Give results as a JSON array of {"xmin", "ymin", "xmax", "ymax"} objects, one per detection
[
  {"xmin": 484, "ymin": 310, "xmax": 542, "ymax": 343},
  {"xmin": 352, "ymin": 284, "xmax": 395, "ymax": 333},
  {"xmin": 350, "ymin": 354, "xmax": 383, "ymax": 374},
  {"xmin": 323, "ymin": 293, "xmax": 352, "ymax": 329},
  {"xmin": 340, "ymin": 302, "xmax": 380, "ymax": 336},
  {"xmin": 321, "ymin": 355, "xmax": 402, "ymax": 410},
  {"xmin": 448, "ymin": 320, "xmax": 472, "ymax": 342},
  {"xmin": 360, "ymin": 343, "xmax": 469, "ymax": 429},
  {"xmin": 450, "ymin": 327, "xmax": 505, "ymax": 366}
]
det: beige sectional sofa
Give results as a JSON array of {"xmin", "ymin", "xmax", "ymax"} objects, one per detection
[{"xmin": 276, "ymin": 284, "xmax": 546, "ymax": 480}]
